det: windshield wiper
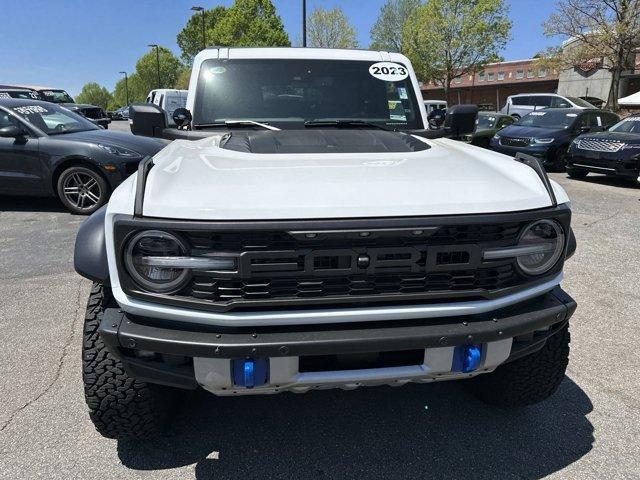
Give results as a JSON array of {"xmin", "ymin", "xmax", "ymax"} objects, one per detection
[
  {"xmin": 195, "ymin": 120, "xmax": 280, "ymax": 131},
  {"xmin": 304, "ymin": 119, "xmax": 395, "ymax": 131}
]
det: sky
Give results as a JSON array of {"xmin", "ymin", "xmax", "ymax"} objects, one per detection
[{"xmin": 0, "ymin": 0, "xmax": 563, "ymax": 97}]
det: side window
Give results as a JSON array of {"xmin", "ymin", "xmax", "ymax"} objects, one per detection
[
  {"xmin": 0, "ymin": 110, "xmax": 19, "ymax": 129},
  {"xmin": 603, "ymin": 113, "xmax": 619, "ymax": 128},
  {"xmin": 574, "ymin": 113, "xmax": 591, "ymax": 131},
  {"xmin": 158, "ymin": 94, "xmax": 165, "ymax": 108},
  {"xmin": 511, "ymin": 96, "xmax": 529, "ymax": 106},
  {"xmin": 534, "ymin": 96, "xmax": 552, "ymax": 107},
  {"xmin": 551, "ymin": 96, "xmax": 571, "ymax": 108},
  {"xmin": 498, "ymin": 117, "xmax": 514, "ymax": 128}
]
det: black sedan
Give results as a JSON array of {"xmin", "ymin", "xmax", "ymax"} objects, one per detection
[
  {"xmin": 0, "ymin": 98, "xmax": 166, "ymax": 214},
  {"xmin": 489, "ymin": 108, "xmax": 619, "ymax": 170},
  {"xmin": 567, "ymin": 115, "xmax": 640, "ymax": 184}
]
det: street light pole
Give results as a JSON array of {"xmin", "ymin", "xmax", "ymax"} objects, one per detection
[
  {"xmin": 302, "ymin": 0, "xmax": 307, "ymax": 47},
  {"xmin": 148, "ymin": 44, "xmax": 161, "ymax": 89},
  {"xmin": 191, "ymin": 6, "xmax": 206, "ymax": 50},
  {"xmin": 119, "ymin": 71, "xmax": 129, "ymax": 105}
]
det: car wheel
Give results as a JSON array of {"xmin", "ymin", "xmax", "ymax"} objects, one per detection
[
  {"xmin": 552, "ymin": 147, "xmax": 568, "ymax": 172},
  {"xmin": 56, "ymin": 166, "xmax": 109, "ymax": 215},
  {"xmin": 566, "ymin": 167, "xmax": 588, "ymax": 179}
]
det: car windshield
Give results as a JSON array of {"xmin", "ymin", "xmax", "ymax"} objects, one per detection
[
  {"xmin": 0, "ymin": 90, "xmax": 42, "ymax": 100},
  {"xmin": 609, "ymin": 117, "xmax": 640, "ymax": 133},
  {"xmin": 476, "ymin": 114, "xmax": 497, "ymax": 130},
  {"xmin": 516, "ymin": 110, "xmax": 578, "ymax": 129},
  {"xmin": 194, "ymin": 59, "xmax": 423, "ymax": 129},
  {"xmin": 566, "ymin": 96, "xmax": 595, "ymax": 108},
  {"xmin": 39, "ymin": 90, "xmax": 75, "ymax": 103},
  {"xmin": 11, "ymin": 103, "xmax": 99, "ymax": 135}
]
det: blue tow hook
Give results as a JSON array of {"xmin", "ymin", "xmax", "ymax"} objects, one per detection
[{"xmin": 452, "ymin": 345, "xmax": 482, "ymax": 373}]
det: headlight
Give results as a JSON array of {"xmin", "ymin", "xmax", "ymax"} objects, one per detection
[
  {"xmin": 483, "ymin": 219, "xmax": 565, "ymax": 276},
  {"xmin": 124, "ymin": 230, "xmax": 237, "ymax": 293},
  {"xmin": 532, "ymin": 138, "xmax": 554, "ymax": 144},
  {"xmin": 97, "ymin": 143, "xmax": 141, "ymax": 158},
  {"xmin": 622, "ymin": 143, "xmax": 640, "ymax": 150},
  {"xmin": 516, "ymin": 220, "xmax": 565, "ymax": 275}
]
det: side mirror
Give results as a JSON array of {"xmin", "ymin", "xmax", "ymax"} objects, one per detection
[
  {"xmin": 0, "ymin": 125, "xmax": 26, "ymax": 140},
  {"xmin": 129, "ymin": 103, "xmax": 167, "ymax": 138},
  {"xmin": 444, "ymin": 104, "xmax": 478, "ymax": 136},
  {"xmin": 172, "ymin": 108, "xmax": 192, "ymax": 128}
]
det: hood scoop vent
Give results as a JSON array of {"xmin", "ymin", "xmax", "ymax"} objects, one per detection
[{"xmin": 220, "ymin": 129, "xmax": 429, "ymax": 154}]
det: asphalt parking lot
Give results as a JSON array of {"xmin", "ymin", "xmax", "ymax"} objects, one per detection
[{"xmin": 0, "ymin": 168, "xmax": 639, "ymax": 479}]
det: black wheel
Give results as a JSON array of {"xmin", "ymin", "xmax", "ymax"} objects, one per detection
[
  {"xmin": 56, "ymin": 166, "xmax": 109, "ymax": 215},
  {"xmin": 551, "ymin": 147, "xmax": 568, "ymax": 172},
  {"xmin": 567, "ymin": 167, "xmax": 589, "ymax": 179},
  {"xmin": 464, "ymin": 324, "xmax": 570, "ymax": 407},
  {"xmin": 82, "ymin": 283, "xmax": 175, "ymax": 439}
]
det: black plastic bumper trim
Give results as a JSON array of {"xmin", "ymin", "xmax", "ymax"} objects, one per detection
[{"xmin": 100, "ymin": 287, "xmax": 576, "ymax": 360}]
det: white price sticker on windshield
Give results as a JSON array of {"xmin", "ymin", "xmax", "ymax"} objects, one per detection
[
  {"xmin": 369, "ymin": 62, "xmax": 409, "ymax": 81},
  {"xmin": 0, "ymin": 92, "xmax": 11, "ymax": 99}
]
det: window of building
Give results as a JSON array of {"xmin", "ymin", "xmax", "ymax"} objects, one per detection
[
  {"xmin": 538, "ymin": 68, "xmax": 547, "ymax": 77},
  {"xmin": 487, "ymin": 72, "xmax": 495, "ymax": 81},
  {"xmin": 515, "ymin": 70, "xmax": 524, "ymax": 79},
  {"xmin": 497, "ymin": 71, "xmax": 505, "ymax": 81},
  {"xmin": 527, "ymin": 69, "xmax": 535, "ymax": 78},
  {"xmin": 478, "ymin": 72, "xmax": 485, "ymax": 82}
]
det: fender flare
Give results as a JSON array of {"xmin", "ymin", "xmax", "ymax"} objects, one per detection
[{"xmin": 74, "ymin": 205, "xmax": 110, "ymax": 284}]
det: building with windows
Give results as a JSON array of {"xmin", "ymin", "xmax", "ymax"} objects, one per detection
[{"xmin": 421, "ymin": 59, "xmax": 560, "ymax": 111}]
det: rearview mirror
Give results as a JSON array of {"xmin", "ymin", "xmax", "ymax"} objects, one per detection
[
  {"xmin": 444, "ymin": 104, "xmax": 478, "ymax": 136},
  {"xmin": 172, "ymin": 108, "xmax": 192, "ymax": 128},
  {"xmin": 0, "ymin": 125, "xmax": 26, "ymax": 139},
  {"xmin": 129, "ymin": 103, "xmax": 167, "ymax": 138}
]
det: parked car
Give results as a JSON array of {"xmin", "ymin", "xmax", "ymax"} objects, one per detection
[
  {"xmin": 146, "ymin": 89, "xmax": 187, "ymax": 125},
  {"xmin": 423, "ymin": 99, "xmax": 447, "ymax": 116},
  {"xmin": 108, "ymin": 106, "xmax": 129, "ymax": 121},
  {"xmin": 566, "ymin": 114, "xmax": 640, "ymax": 184},
  {"xmin": 501, "ymin": 93, "xmax": 596, "ymax": 120},
  {"xmin": 463, "ymin": 111, "xmax": 515, "ymax": 148},
  {"xmin": 7, "ymin": 85, "xmax": 111, "ymax": 129},
  {"xmin": 579, "ymin": 96, "xmax": 605, "ymax": 109},
  {"xmin": 490, "ymin": 108, "xmax": 619, "ymax": 170},
  {"xmin": 0, "ymin": 98, "xmax": 166, "ymax": 214},
  {"xmin": 0, "ymin": 85, "xmax": 43, "ymax": 100},
  {"xmin": 76, "ymin": 47, "xmax": 577, "ymax": 440}
]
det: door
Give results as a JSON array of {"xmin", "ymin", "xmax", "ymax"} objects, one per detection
[{"xmin": 0, "ymin": 111, "xmax": 42, "ymax": 194}]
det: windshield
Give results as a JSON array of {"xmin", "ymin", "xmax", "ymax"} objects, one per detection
[
  {"xmin": 194, "ymin": 59, "xmax": 423, "ymax": 129},
  {"xmin": 39, "ymin": 90, "xmax": 75, "ymax": 104},
  {"xmin": 609, "ymin": 117, "xmax": 640, "ymax": 134},
  {"xmin": 11, "ymin": 103, "xmax": 98, "ymax": 135},
  {"xmin": 476, "ymin": 114, "xmax": 497, "ymax": 130},
  {"xmin": 516, "ymin": 110, "xmax": 578, "ymax": 129},
  {"xmin": 0, "ymin": 90, "xmax": 42, "ymax": 100},
  {"xmin": 566, "ymin": 96, "xmax": 595, "ymax": 108}
]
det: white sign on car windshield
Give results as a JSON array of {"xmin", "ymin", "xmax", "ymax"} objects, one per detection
[{"xmin": 369, "ymin": 62, "xmax": 409, "ymax": 82}]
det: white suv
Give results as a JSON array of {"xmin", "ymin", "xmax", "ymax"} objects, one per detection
[{"xmin": 501, "ymin": 93, "xmax": 595, "ymax": 119}]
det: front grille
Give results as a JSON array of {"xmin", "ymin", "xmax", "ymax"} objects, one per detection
[
  {"xmin": 81, "ymin": 107, "xmax": 105, "ymax": 119},
  {"xmin": 576, "ymin": 138, "xmax": 625, "ymax": 152},
  {"xmin": 500, "ymin": 136, "xmax": 531, "ymax": 147}
]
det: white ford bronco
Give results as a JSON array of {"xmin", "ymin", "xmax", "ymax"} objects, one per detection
[{"xmin": 74, "ymin": 48, "xmax": 577, "ymax": 440}]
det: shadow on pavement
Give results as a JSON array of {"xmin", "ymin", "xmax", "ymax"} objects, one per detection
[
  {"xmin": 117, "ymin": 376, "xmax": 593, "ymax": 479},
  {"xmin": 0, "ymin": 195, "xmax": 66, "ymax": 213}
]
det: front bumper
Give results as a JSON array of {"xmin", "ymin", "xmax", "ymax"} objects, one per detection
[
  {"xmin": 567, "ymin": 151, "xmax": 640, "ymax": 178},
  {"xmin": 99, "ymin": 287, "xmax": 576, "ymax": 395},
  {"xmin": 490, "ymin": 142, "xmax": 555, "ymax": 165}
]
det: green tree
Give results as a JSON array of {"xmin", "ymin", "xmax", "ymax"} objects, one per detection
[
  {"xmin": 135, "ymin": 47, "xmax": 184, "ymax": 93},
  {"xmin": 542, "ymin": 0, "xmax": 640, "ymax": 110},
  {"xmin": 75, "ymin": 82, "xmax": 113, "ymax": 110},
  {"xmin": 174, "ymin": 68, "xmax": 192, "ymax": 90},
  {"xmin": 370, "ymin": 0, "xmax": 421, "ymax": 52},
  {"xmin": 402, "ymin": 0, "xmax": 511, "ymax": 99},
  {"xmin": 111, "ymin": 73, "xmax": 147, "ymax": 108},
  {"xmin": 307, "ymin": 7, "xmax": 358, "ymax": 48},
  {"xmin": 176, "ymin": 0, "xmax": 290, "ymax": 64},
  {"xmin": 177, "ymin": 5, "xmax": 227, "ymax": 65}
]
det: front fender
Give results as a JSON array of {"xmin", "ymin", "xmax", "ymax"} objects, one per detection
[{"xmin": 74, "ymin": 205, "xmax": 109, "ymax": 284}]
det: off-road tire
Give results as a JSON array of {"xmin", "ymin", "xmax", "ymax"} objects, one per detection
[
  {"xmin": 567, "ymin": 167, "xmax": 588, "ymax": 179},
  {"xmin": 82, "ymin": 283, "xmax": 174, "ymax": 439},
  {"xmin": 464, "ymin": 324, "xmax": 570, "ymax": 407}
]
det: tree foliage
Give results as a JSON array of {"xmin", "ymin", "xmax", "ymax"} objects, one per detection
[
  {"xmin": 135, "ymin": 47, "xmax": 184, "ymax": 93},
  {"xmin": 402, "ymin": 0, "xmax": 511, "ymax": 96},
  {"xmin": 542, "ymin": 0, "xmax": 640, "ymax": 109},
  {"xmin": 370, "ymin": 0, "xmax": 421, "ymax": 52},
  {"xmin": 307, "ymin": 7, "xmax": 358, "ymax": 49},
  {"xmin": 75, "ymin": 82, "xmax": 113, "ymax": 110},
  {"xmin": 111, "ymin": 73, "xmax": 147, "ymax": 108},
  {"xmin": 176, "ymin": 0, "xmax": 290, "ymax": 65}
]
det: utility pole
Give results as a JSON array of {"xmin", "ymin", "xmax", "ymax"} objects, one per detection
[
  {"xmin": 191, "ymin": 6, "xmax": 206, "ymax": 50},
  {"xmin": 302, "ymin": 0, "xmax": 307, "ymax": 47},
  {"xmin": 148, "ymin": 44, "xmax": 161, "ymax": 89},
  {"xmin": 119, "ymin": 71, "xmax": 129, "ymax": 105}
]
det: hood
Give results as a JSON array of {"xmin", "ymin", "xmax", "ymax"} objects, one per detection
[
  {"xmin": 577, "ymin": 130, "xmax": 640, "ymax": 144},
  {"xmin": 58, "ymin": 130, "xmax": 167, "ymax": 156},
  {"xmin": 140, "ymin": 131, "xmax": 557, "ymax": 220},
  {"xmin": 499, "ymin": 125, "xmax": 567, "ymax": 138}
]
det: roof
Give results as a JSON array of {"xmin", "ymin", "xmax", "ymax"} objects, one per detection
[
  {"xmin": 193, "ymin": 47, "xmax": 410, "ymax": 64},
  {"xmin": 0, "ymin": 98, "xmax": 54, "ymax": 107},
  {"xmin": 618, "ymin": 91, "xmax": 640, "ymax": 106},
  {"xmin": 9, "ymin": 85, "xmax": 59, "ymax": 91}
]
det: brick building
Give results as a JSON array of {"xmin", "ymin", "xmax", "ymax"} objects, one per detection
[{"xmin": 420, "ymin": 59, "xmax": 560, "ymax": 110}]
